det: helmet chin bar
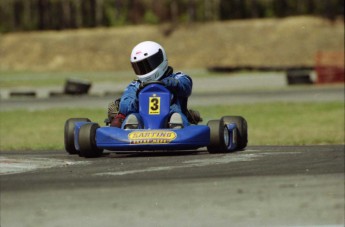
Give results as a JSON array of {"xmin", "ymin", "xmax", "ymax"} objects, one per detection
[
  {"xmin": 138, "ymin": 73, "xmax": 159, "ymax": 82},
  {"xmin": 137, "ymin": 61, "xmax": 168, "ymax": 82}
]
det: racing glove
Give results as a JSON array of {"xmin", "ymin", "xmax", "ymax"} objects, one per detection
[
  {"xmin": 110, "ymin": 113, "xmax": 126, "ymax": 128},
  {"xmin": 105, "ymin": 99, "xmax": 120, "ymax": 125}
]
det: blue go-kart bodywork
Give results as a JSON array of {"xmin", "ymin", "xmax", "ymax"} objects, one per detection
[{"xmin": 64, "ymin": 82, "xmax": 248, "ymax": 157}]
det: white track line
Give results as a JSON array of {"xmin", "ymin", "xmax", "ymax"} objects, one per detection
[
  {"xmin": 0, "ymin": 156, "xmax": 88, "ymax": 175},
  {"xmin": 95, "ymin": 153, "xmax": 261, "ymax": 176}
]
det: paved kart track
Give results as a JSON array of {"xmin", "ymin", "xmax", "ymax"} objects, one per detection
[
  {"xmin": 0, "ymin": 85, "xmax": 344, "ymax": 111},
  {"xmin": 0, "ymin": 145, "xmax": 344, "ymax": 227},
  {"xmin": 1, "ymin": 73, "xmax": 344, "ymax": 111}
]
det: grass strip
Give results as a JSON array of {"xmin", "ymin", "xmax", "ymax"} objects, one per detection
[{"xmin": 0, "ymin": 102, "xmax": 343, "ymax": 151}]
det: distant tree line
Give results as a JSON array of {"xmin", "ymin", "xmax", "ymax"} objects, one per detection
[{"xmin": 0, "ymin": 0, "xmax": 343, "ymax": 33}]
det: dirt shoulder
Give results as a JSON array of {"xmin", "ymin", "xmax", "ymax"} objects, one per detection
[{"xmin": 0, "ymin": 16, "xmax": 343, "ymax": 71}]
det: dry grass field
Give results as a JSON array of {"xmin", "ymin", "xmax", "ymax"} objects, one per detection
[{"xmin": 0, "ymin": 16, "xmax": 343, "ymax": 72}]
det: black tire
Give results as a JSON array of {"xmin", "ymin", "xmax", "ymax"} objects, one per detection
[
  {"xmin": 221, "ymin": 116, "xmax": 248, "ymax": 150},
  {"xmin": 207, "ymin": 120, "xmax": 229, "ymax": 153},
  {"xmin": 64, "ymin": 118, "xmax": 90, "ymax": 155},
  {"xmin": 286, "ymin": 70, "xmax": 313, "ymax": 85},
  {"xmin": 78, "ymin": 123, "xmax": 103, "ymax": 158}
]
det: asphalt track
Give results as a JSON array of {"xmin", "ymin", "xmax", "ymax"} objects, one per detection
[
  {"xmin": 1, "ymin": 73, "xmax": 344, "ymax": 111},
  {"xmin": 0, "ymin": 146, "xmax": 344, "ymax": 227},
  {"xmin": 1, "ymin": 74, "xmax": 344, "ymax": 227}
]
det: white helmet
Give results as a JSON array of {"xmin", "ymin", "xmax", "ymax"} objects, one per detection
[{"xmin": 130, "ymin": 41, "xmax": 168, "ymax": 82}]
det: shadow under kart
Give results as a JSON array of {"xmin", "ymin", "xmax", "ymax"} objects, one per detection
[{"xmin": 64, "ymin": 82, "xmax": 248, "ymax": 158}]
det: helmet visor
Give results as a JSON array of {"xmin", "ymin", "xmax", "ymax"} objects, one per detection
[{"xmin": 131, "ymin": 49, "xmax": 164, "ymax": 75}]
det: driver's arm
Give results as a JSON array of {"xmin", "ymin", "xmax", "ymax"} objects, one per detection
[
  {"xmin": 119, "ymin": 81, "xmax": 140, "ymax": 115},
  {"xmin": 161, "ymin": 73, "xmax": 192, "ymax": 97}
]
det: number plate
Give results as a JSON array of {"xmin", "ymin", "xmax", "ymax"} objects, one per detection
[{"xmin": 149, "ymin": 97, "xmax": 160, "ymax": 115}]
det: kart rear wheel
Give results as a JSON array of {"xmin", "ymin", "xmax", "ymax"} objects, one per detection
[
  {"xmin": 78, "ymin": 123, "xmax": 103, "ymax": 158},
  {"xmin": 221, "ymin": 116, "xmax": 248, "ymax": 150},
  {"xmin": 64, "ymin": 118, "xmax": 90, "ymax": 155},
  {"xmin": 207, "ymin": 120, "xmax": 229, "ymax": 153}
]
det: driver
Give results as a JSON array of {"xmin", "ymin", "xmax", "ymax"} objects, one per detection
[{"xmin": 109, "ymin": 41, "xmax": 195, "ymax": 129}]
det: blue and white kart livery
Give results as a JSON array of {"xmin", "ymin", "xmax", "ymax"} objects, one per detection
[{"xmin": 64, "ymin": 82, "xmax": 248, "ymax": 158}]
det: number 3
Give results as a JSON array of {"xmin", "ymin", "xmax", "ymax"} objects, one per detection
[
  {"xmin": 149, "ymin": 97, "xmax": 160, "ymax": 114},
  {"xmin": 150, "ymin": 98, "xmax": 159, "ymax": 110}
]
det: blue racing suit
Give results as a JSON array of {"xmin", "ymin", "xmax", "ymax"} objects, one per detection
[{"xmin": 119, "ymin": 67, "xmax": 192, "ymax": 126}]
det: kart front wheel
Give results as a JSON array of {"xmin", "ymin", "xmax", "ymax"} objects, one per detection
[
  {"xmin": 78, "ymin": 123, "xmax": 103, "ymax": 158},
  {"xmin": 221, "ymin": 116, "xmax": 248, "ymax": 150},
  {"xmin": 207, "ymin": 120, "xmax": 229, "ymax": 153},
  {"xmin": 64, "ymin": 118, "xmax": 90, "ymax": 155}
]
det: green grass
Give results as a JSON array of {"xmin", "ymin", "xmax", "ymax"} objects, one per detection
[
  {"xmin": 200, "ymin": 102, "xmax": 344, "ymax": 145},
  {"xmin": 0, "ymin": 102, "xmax": 343, "ymax": 151}
]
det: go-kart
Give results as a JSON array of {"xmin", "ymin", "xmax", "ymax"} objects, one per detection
[{"xmin": 64, "ymin": 81, "xmax": 248, "ymax": 158}]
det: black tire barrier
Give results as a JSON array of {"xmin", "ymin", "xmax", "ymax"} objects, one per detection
[
  {"xmin": 286, "ymin": 70, "xmax": 313, "ymax": 85},
  {"xmin": 64, "ymin": 78, "xmax": 91, "ymax": 95},
  {"xmin": 9, "ymin": 91, "xmax": 36, "ymax": 97}
]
